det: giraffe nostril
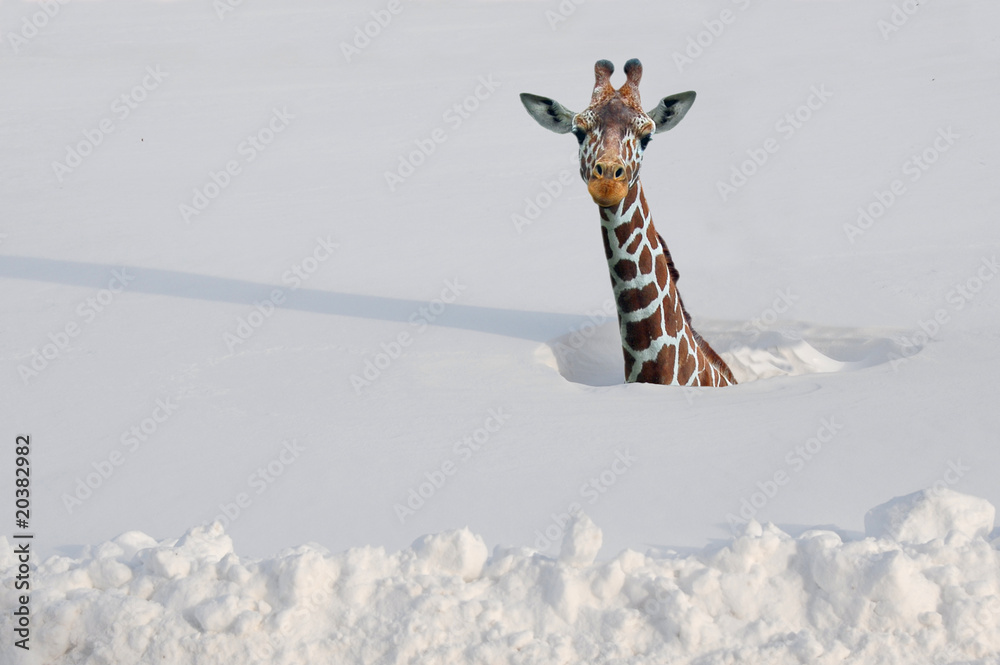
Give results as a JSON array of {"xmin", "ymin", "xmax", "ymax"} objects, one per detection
[
  {"xmin": 594, "ymin": 164, "xmax": 604, "ymax": 177},
  {"xmin": 614, "ymin": 166, "xmax": 625, "ymax": 180}
]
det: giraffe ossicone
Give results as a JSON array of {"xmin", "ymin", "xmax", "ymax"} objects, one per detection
[{"xmin": 520, "ymin": 58, "xmax": 737, "ymax": 387}]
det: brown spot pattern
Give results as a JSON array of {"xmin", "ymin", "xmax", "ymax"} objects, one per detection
[
  {"xmin": 663, "ymin": 294, "xmax": 683, "ymax": 337},
  {"xmin": 625, "ymin": 232, "xmax": 643, "ymax": 255},
  {"xmin": 646, "ymin": 226, "xmax": 659, "ymax": 249},
  {"xmin": 638, "ymin": 247, "xmax": 653, "ymax": 275},
  {"xmin": 614, "ymin": 259, "xmax": 637, "ymax": 281},
  {"xmin": 624, "ymin": 315, "xmax": 664, "ymax": 352},
  {"xmin": 636, "ymin": 344, "xmax": 676, "ymax": 383},
  {"xmin": 675, "ymin": 335, "xmax": 692, "ymax": 384},
  {"xmin": 618, "ymin": 281, "xmax": 659, "ymax": 314},
  {"xmin": 654, "ymin": 254, "xmax": 668, "ymax": 287},
  {"xmin": 615, "ymin": 224, "xmax": 634, "ymax": 247}
]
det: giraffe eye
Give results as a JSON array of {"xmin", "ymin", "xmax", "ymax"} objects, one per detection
[
  {"xmin": 571, "ymin": 127, "xmax": 587, "ymax": 145},
  {"xmin": 639, "ymin": 134, "xmax": 652, "ymax": 151}
]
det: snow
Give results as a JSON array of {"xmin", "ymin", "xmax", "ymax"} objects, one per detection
[
  {"xmin": 2, "ymin": 0, "xmax": 1000, "ymax": 662},
  {"xmin": 558, "ymin": 512, "xmax": 603, "ymax": 568},
  {"xmin": 865, "ymin": 487, "xmax": 997, "ymax": 545},
  {"xmin": 3, "ymin": 492, "xmax": 999, "ymax": 664}
]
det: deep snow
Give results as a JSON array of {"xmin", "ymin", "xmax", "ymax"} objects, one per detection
[{"xmin": 2, "ymin": 0, "xmax": 1000, "ymax": 662}]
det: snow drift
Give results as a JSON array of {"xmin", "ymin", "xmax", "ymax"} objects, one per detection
[{"xmin": 3, "ymin": 489, "xmax": 998, "ymax": 665}]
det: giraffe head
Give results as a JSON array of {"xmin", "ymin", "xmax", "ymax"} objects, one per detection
[{"xmin": 520, "ymin": 59, "xmax": 696, "ymax": 208}]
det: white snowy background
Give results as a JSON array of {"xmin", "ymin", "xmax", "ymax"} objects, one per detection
[{"xmin": 1, "ymin": 0, "xmax": 999, "ymax": 663}]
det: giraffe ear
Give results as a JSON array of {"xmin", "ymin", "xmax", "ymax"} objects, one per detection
[
  {"xmin": 648, "ymin": 91, "xmax": 696, "ymax": 134},
  {"xmin": 519, "ymin": 93, "xmax": 576, "ymax": 134}
]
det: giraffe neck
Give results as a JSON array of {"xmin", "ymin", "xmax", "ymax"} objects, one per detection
[{"xmin": 599, "ymin": 180, "xmax": 735, "ymax": 386}]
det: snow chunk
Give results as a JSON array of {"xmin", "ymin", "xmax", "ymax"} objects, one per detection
[
  {"xmin": 558, "ymin": 512, "xmax": 602, "ymax": 567},
  {"xmin": 191, "ymin": 594, "xmax": 246, "ymax": 633},
  {"xmin": 540, "ymin": 565, "xmax": 588, "ymax": 623},
  {"xmin": 112, "ymin": 531, "xmax": 159, "ymax": 559},
  {"xmin": 865, "ymin": 488, "xmax": 996, "ymax": 543},
  {"xmin": 87, "ymin": 557, "xmax": 133, "ymax": 589},
  {"xmin": 410, "ymin": 528, "xmax": 488, "ymax": 581},
  {"xmin": 140, "ymin": 547, "xmax": 191, "ymax": 579},
  {"xmin": 589, "ymin": 560, "xmax": 625, "ymax": 600},
  {"xmin": 274, "ymin": 547, "xmax": 339, "ymax": 604},
  {"xmin": 175, "ymin": 522, "xmax": 234, "ymax": 563},
  {"xmin": 137, "ymin": 523, "xmax": 233, "ymax": 579}
]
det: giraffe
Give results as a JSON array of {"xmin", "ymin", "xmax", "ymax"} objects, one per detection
[{"xmin": 520, "ymin": 58, "xmax": 736, "ymax": 387}]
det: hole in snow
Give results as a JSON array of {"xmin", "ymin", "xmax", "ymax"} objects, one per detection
[{"xmin": 537, "ymin": 319, "xmax": 918, "ymax": 387}]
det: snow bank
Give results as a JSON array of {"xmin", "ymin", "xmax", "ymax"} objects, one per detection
[{"xmin": 3, "ymin": 495, "xmax": 999, "ymax": 665}]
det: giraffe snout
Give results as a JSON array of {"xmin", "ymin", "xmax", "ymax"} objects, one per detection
[
  {"xmin": 592, "ymin": 161, "xmax": 626, "ymax": 181},
  {"xmin": 588, "ymin": 160, "xmax": 629, "ymax": 208}
]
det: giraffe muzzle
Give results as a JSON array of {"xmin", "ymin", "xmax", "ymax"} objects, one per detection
[{"xmin": 588, "ymin": 161, "xmax": 629, "ymax": 208}]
